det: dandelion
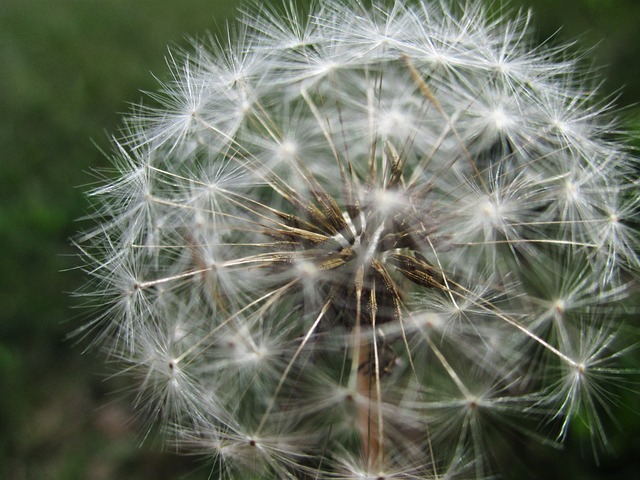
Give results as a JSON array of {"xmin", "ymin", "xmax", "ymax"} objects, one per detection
[{"xmin": 75, "ymin": 1, "xmax": 639, "ymax": 478}]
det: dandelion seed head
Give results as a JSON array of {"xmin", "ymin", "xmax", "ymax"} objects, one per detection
[{"xmin": 75, "ymin": 1, "xmax": 639, "ymax": 478}]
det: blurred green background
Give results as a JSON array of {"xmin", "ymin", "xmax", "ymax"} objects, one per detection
[{"xmin": 1, "ymin": 0, "xmax": 638, "ymax": 479}]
